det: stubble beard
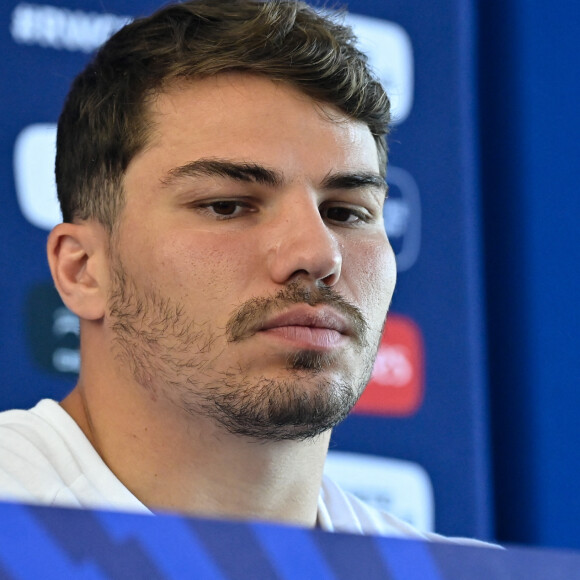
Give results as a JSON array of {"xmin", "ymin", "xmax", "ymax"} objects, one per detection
[{"xmin": 107, "ymin": 258, "xmax": 384, "ymax": 442}]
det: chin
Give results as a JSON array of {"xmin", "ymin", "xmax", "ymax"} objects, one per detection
[{"xmin": 183, "ymin": 362, "xmax": 371, "ymax": 442}]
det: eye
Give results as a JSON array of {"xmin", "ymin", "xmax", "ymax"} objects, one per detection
[
  {"xmin": 322, "ymin": 205, "xmax": 370, "ymax": 224},
  {"xmin": 195, "ymin": 199, "xmax": 256, "ymax": 219},
  {"xmin": 209, "ymin": 201, "xmax": 240, "ymax": 216}
]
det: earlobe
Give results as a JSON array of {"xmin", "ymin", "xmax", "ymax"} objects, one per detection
[{"xmin": 47, "ymin": 222, "xmax": 108, "ymax": 321}]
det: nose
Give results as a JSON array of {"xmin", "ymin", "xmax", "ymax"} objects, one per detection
[{"xmin": 266, "ymin": 196, "xmax": 342, "ymax": 287}]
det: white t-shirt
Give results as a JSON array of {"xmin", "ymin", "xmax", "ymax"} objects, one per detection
[{"xmin": 0, "ymin": 400, "xmax": 491, "ymax": 545}]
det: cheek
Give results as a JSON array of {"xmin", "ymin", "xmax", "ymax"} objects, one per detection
[
  {"xmin": 343, "ymin": 236, "xmax": 396, "ymax": 318},
  {"xmin": 144, "ymin": 231, "xmax": 256, "ymax": 305}
]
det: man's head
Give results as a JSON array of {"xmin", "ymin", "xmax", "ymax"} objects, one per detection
[
  {"xmin": 56, "ymin": 0, "xmax": 391, "ymax": 233},
  {"xmin": 50, "ymin": 1, "xmax": 396, "ymax": 442}
]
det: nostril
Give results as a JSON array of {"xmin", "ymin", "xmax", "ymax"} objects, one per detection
[
  {"xmin": 320, "ymin": 267, "xmax": 341, "ymax": 288},
  {"xmin": 289, "ymin": 269, "xmax": 310, "ymax": 280}
]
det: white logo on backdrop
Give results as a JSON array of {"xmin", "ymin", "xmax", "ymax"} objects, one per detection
[
  {"xmin": 324, "ymin": 450, "xmax": 434, "ymax": 531},
  {"xmin": 385, "ymin": 166, "xmax": 421, "ymax": 272},
  {"xmin": 371, "ymin": 345, "xmax": 414, "ymax": 387},
  {"xmin": 52, "ymin": 306, "xmax": 80, "ymax": 373},
  {"xmin": 13, "ymin": 123, "xmax": 60, "ymax": 230},
  {"xmin": 346, "ymin": 13, "xmax": 414, "ymax": 125},
  {"xmin": 10, "ymin": 3, "xmax": 131, "ymax": 53}
]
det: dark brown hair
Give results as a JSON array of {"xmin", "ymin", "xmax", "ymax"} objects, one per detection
[{"xmin": 56, "ymin": 0, "xmax": 391, "ymax": 231}]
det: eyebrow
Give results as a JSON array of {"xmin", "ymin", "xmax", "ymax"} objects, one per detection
[
  {"xmin": 161, "ymin": 158, "xmax": 284, "ymax": 188},
  {"xmin": 161, "ymin": 158, "xmax": 387, "ymax": 197},
  {"xmin": 321, "ymin": 172, "xmax": 388, "ymax": 197}
]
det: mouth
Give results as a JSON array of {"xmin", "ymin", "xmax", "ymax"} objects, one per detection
[{"xmin": 257, "ymin": 306, "xmax": 351, "ymax": 350}]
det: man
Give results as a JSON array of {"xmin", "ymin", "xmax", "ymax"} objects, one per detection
[{"xmin": 0, "ymin": 0, "xmax": 483, "ymax": 543}]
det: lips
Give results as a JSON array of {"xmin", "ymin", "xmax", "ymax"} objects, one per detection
[
  {"xmin": 260, "ymin": 306, "xmax": 350, "ymax": 334},
  {"xmin": 258, "ymin": 306, "xmax": 350, "ymax": 350}
]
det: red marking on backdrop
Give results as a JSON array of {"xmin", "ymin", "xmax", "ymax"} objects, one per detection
[{"xmin": 353, "ymin": 313, "xmax": 424, "ymax": 417}]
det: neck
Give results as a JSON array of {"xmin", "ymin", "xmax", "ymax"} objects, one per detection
[{"xmin": 61, "ymin": 379, "xmax": 330, "ymax": 528}]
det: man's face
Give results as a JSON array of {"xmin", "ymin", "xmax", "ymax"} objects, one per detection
[{"xmin": 106, "ymin": 74, "xmax": 396, "ymax": 440}]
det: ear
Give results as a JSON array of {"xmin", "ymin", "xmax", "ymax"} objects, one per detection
[{"xmin": 47, "ymin": 222, "xmax": 109, "ymax": 321}]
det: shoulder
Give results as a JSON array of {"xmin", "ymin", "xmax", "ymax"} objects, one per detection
[
  {"xmin": 0, "ymin": 399, "xmax": 72, "ymax": 460},
  {"xmin": 0, "ymin": 400, "xmax": 107, "ymax": 508},
  {"xmin": 0, "ymin": 399, "xmax": 82, "ymax": 457},
  {"xmin": 318, "ymin": 475, "xmax": 499, "ymax": 547},
  {"xmin": 0, "ymin": 400, "xmax": 84, "ymax": 504},
  {"xmin": 318, "ymin": 474, "xmax": 430, "ymax": 538},
  {"xmin": 0, "ymin": 400, "xmax": 150, "ymax": 513}
]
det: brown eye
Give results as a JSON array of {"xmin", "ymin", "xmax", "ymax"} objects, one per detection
[
  {"xmin": 195, "ymin": 199, "xmax": 257, "ymax": 220},
  {"xmin": 211, "ymin": 201, "xmax": 239, "ymax": 215},
  {"xmin": 325, "ymin": 207, "xmax": 355, "ymax": 222}
]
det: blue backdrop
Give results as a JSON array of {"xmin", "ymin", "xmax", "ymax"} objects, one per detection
[
  {"xmin": 480, "ymin": 0, "xmax": 580, "ymax": 549},
  {"xmin": 1, "ymin": 0, "xmax": 578, "ymax": 549}
]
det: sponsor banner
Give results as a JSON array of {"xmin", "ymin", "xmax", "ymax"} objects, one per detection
[{"xmin": 353, "ymin": 313, "xmax": 424, "ymax": 417}]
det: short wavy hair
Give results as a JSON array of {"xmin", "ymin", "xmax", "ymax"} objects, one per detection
[{"xmin": 56, "ymin": 0, "xmax": 391, "ymax": 231}]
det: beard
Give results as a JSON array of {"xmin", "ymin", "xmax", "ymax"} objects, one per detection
[{"xmin": 107, "ymin": 257, "xmax": 384, "ymax": 441}]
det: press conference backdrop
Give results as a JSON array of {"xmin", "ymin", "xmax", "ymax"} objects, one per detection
[
  {"xmin": 3, "ymin": 0, "xmax": 579, "ymax": 551},
  {"xmin": 0, "ymin": 0, "xmax": 491, "ymax": 541}
]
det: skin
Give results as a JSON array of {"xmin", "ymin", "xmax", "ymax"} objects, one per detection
[{"xmin": 47, "ymin": 73, "xmax": 397, "ymax": 527}]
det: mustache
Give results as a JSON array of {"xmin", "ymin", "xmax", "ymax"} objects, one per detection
[{"xmin": 225, "ymin": 282, "xmax": 369, "ymax": 348}]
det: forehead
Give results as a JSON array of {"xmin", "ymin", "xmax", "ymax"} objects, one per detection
[{"xmin": 146, "ymin": 74, "xmax": 377, "ymax": 163}]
